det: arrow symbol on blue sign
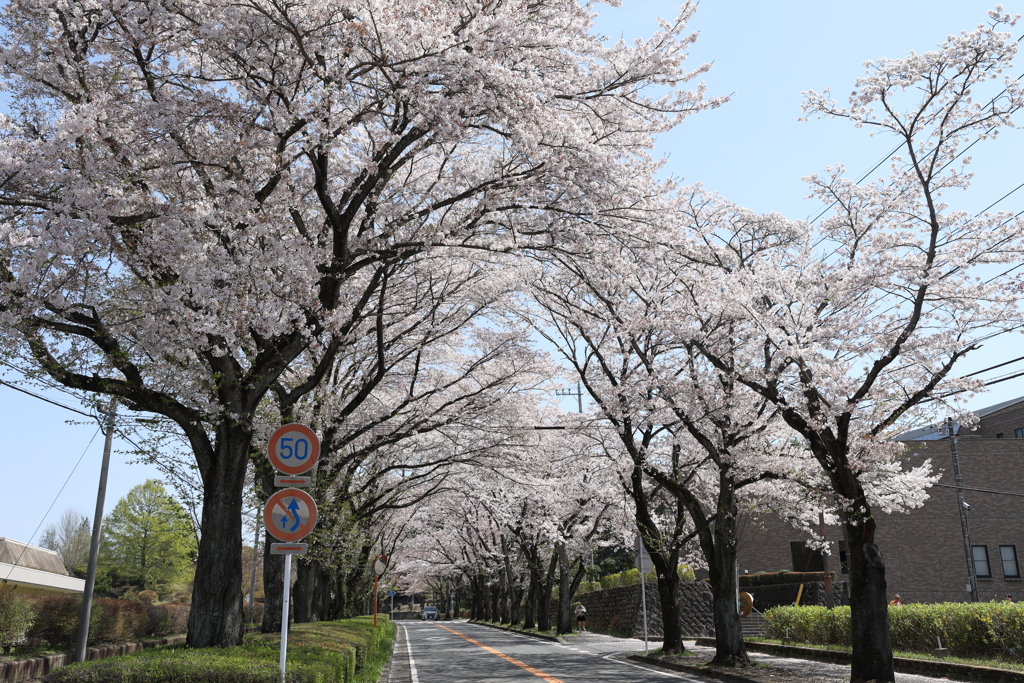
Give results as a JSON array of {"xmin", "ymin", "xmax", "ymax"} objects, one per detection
[{"xmin": 287, "ymin": 498, "xmax": 302, "ymax": 532}]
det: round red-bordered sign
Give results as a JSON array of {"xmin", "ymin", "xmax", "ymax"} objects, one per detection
[
  {"xmin": 267, "ymin": 423, "xmax": 320, "ymax": 475},
  {"xmin": 264, "ymin": 488, "xmax": 318, "ymax": 542}
]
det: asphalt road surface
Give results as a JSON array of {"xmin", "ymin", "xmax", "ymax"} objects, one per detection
[{"xmin": 388, "ymin": 621, "xmax": 711, "ymax": 683}]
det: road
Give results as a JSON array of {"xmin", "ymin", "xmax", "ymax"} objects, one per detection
[{"xmin": 387, "ymin": 621, "xmax": 710, "ymax": 683}]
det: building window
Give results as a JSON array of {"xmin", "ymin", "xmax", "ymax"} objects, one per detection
[
  {"xmin": 1001, "ymin": 546, "xmax": 1021, "ymax": 579},
  {"xmin": 997, "ymin": 433, "xmax": 1004, "ymax": 439},
  {"xmin": 1016, "ymin": 427, "xmax": 1024, "ymax": 438},
  {"xmin": 973, "ymin": 545, "xmax": 992, "ymax": 578},
  {"xmin": 838, "ymin": 540, "xmax": 849, "ymax": 575}
]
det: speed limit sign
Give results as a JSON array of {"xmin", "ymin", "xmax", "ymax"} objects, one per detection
[{"xmin": 267, "ymin": 424, "xmax": 320, "ymax": 475}]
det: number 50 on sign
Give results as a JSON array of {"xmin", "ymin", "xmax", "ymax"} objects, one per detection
[{"xmin": 267, "ymin": 424, "xmax": 320, "ymax": 475}]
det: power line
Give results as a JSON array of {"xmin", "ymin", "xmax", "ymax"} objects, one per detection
[
  {"xmin": 933, "ymin": 483, "xmax": 1024, "ymax": 499},
  {"xmin": 0, "ymin": 379, "xmax": 96, "ymax": 419},
  {"xmin": 963, "ymin": 355, "xmax": 1024, "ymax": 378},
  {"xmin": 2, "ymin": 427, "xmax": 102, "ymax": 582}
]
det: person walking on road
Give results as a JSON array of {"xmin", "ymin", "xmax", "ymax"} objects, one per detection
[{"xmin": 574, "ymin": 603, "xmax": 587, "ymax": 632}]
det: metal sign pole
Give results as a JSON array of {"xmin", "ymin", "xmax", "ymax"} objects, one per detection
[
  {"xmin": 279, "ymin": 553, "xmax": 292, "ymax": 683},
  {"xmin": 374, "ymin": 575, "xmax": 379, "ymax": 627}
]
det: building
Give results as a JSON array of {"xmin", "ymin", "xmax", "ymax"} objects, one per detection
[
  {"xmin": 0, "ymin": 537, "xmax": 86, "ymax": 595},
  {"xmin": 736, "ymin": 396, "xmax": 1024, "ymax": 604}
]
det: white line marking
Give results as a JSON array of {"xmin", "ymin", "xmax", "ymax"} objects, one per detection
[
  {"xmin": 402, "ymin": 625, "xmax": 420, "ymax": 683},
  {"xmin": 601, "ymin": 653, "xmax": 696, "ymax": 680}
]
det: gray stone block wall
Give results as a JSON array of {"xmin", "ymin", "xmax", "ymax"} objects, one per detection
[{"xmin": 578, "ymin": 580, "xmax": 714, "ymax": 638}]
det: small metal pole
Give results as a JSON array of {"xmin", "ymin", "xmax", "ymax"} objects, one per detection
[
  {"xmin": 374, "ymin": 575, "xmax": 379, "ymax": 627},
  {"xmin": 279, "ymin": 553, "xmax": 292, "ymax": 683},
  {"xmin": 75, "ymin": 400, "xmax": 117, "ymax": 663}
]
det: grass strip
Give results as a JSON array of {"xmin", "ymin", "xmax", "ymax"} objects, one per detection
[{"xmin": 42, "ymin": 616, "xmax": 396, "ymax": 683}]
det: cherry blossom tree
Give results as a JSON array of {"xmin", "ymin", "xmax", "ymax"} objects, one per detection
[
  {"xmin": 0, "ymin": 0, "xmax": 719, "ymax": 647},
  {"xmin": 526, "ymin": 226, "xmax": 821, "ymax": 660},
  {"xmin": 687, "ymin": 11, "xmax": 1024, "ymax": 681}
]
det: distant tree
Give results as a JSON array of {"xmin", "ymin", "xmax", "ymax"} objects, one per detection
[
  {"xmin": 103, "ymin": 480, "xmax": 196, "ymax": 591},
  {"xmin": 39, "ymin": 508, "xmax": 91, "ymax": 575}
]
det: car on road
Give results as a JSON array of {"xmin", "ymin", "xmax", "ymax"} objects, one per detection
[{"xmin": 422, "ymin": 606, "xmax": 439, "ymax": 620}]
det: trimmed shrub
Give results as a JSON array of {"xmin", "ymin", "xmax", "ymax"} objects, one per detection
[
  {"xmin": 42, "ymin": 616, "xmax": 397, "ymax": 683},
  {"xmin": 576, "ymin": 581, "xmax": 602, "ymax": 595},
  {"xmin": 28, "ymin": 594, "xmax": 93, "ymax": 649},
  {"xmin": 0, "ymin": 586, "xmax": 35, "ymax": 654},
  {"xmin": 763, "ymin": 602, "xmax": 1024, "ymax": 660},
  {"xmin": 138, "ymin": 590, "xmax": 159, "ymax": 605}
]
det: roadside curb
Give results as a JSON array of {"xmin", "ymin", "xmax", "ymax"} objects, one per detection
[
  {"xmin": 698, "ymin": 638, "xmax": 1024, "ymax": 683},
  {"xmin": 627, "ymin": 654, "xmax": 763, "ymax": 683},
  {"xmin": 468, "ymin": 621, "xmax": 562, "ymax": 643}
]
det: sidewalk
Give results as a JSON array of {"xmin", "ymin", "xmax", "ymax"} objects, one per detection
[{"xmin": 473, "ymin": 623, "xmax": 1017, "ymax": 683}]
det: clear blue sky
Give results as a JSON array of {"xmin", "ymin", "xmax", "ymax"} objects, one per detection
[{"xmin": 3, "ymin": 1, "xmax": 1024, "ymax": 545}]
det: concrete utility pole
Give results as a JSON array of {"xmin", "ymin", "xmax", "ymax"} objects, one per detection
[
  {"xmin": 947, "ymin": 417, "xmax": 980, "ymax": 603},
  {"xmin": 75, "ymin": 399, "xmax": 117, "ymax": 663},
  {"xmin": 556, "ymin": 382, "xmax": 583, "ymax": 413}
]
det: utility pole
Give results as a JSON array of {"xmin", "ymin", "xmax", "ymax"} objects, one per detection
[
  {"xmin": 556, "ymin": 382, "xmax": 583, "ymax": 413},
  {"xmin": 75, "ymin": 399, "xmax": 117, "ymax": 663},
  {"xmin": 947, "ymin": 417, "xmax": 979, "ymax": 603}
]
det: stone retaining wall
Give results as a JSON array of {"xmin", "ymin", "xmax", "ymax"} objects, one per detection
[{"xmin": 578, "ymin": 581, "xmax": 714, "ymax": 638}]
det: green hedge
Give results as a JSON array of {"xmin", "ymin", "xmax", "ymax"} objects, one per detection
[
  {"xmin": 598, "ymin": 564, "xmax": 695, "ymax": 590},
  {"xmin": 763, "ymin": 603, "xmax": 1024, "ymax": 660},
  {"xmin": 28, "ymin": 594, "xmax": 191, "ymax": 648},
  {"xmin": 42, "ymin": 616, "xmax": 397, "ymax": 683}
]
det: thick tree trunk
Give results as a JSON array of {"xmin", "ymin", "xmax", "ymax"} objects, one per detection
[
  {"xmin": 522, "ymin": 572, "xmax": 538, "ymax": 629},
  {"xmin": 706, "ymin": 479, "xmax": 748, "ymax": 666},
  {"xmin": 846, "ymin": 514, "xmax": 895, "ymax": 683},
  {"xmin": 536, "ymin": 552, "xmax": 558, "ymax": 632},
  {"xmin": 260, "ymin": 528, "xmax": 285, "ymax": 632},
  {"xmin": 556, "ymin": 544, "xmax": 587, "ymax": 635},
  {"xmin": 509, "ymin": 581, "xmax": 523, "ymax": 625},
  {"xmin": 653, "ymin": 570, "xmax": 682, "ymax": 653},
  {"xmin": 187, "ymin": 431, "xmax": 249, "ymax": 648},
  {"xmin": 293, "ymin": 559, "xmax": 327, "ymax": 623},
  {"xmin": 491, "ymin": 580, "xmax": 501, "ymax": 622}
]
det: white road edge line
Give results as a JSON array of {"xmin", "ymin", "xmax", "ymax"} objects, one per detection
[
  {"xmin": 601, "ymin": 653, "xmax": 696, "ymax": 680},
  {"xmin": 401, "ymin": 625, "xmax": 420, "ymax": 683}
]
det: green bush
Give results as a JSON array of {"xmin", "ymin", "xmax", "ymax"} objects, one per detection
[
  {"xmin": 599, "ymin": 564, "xmax": 694, "ymax": 589},
  {"xmin": 576, "ymin": 581, "xmax": 602, "ymax": 595},
  {"xmin": 43, "ymin": 616, "xmax": 396, "ymax": 683},
  {"xmin": 27, "ymin": 594, "xmax": 191, "ymax": 648},
  {"xmin": 763, "ymin": 603, "xmax": 1024, "ymax": 660},
  {"xmin": 0, "ymin": 586, "xmax": 35, "ymax": 654}
]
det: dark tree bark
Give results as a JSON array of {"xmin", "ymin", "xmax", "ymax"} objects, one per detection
[
  {"xmin": 260, "ymin": 526, "xmax": 284, "ymax": 632},
  {"xmin": 845, "ymin": 502, "xmax": 894, "ymax": 682},
  {"xmin": 186, "ymin": 427, "xmax": 250, "ymax": 648},
  {"xmin": 556, "ymin": 543, "xmax": 587, "ymax": 635},
  {"xmin": 522, "ymin": 571, "xmax": 538, "ymax": 629},
  {"xmin": 536, "ymin": 552, "xmax": 558, "ymax": 632}
]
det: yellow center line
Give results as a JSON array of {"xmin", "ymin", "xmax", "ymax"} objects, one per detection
[{"xmin": 434, "ymin": 623, "xmax": 567, "ymax": 683}]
